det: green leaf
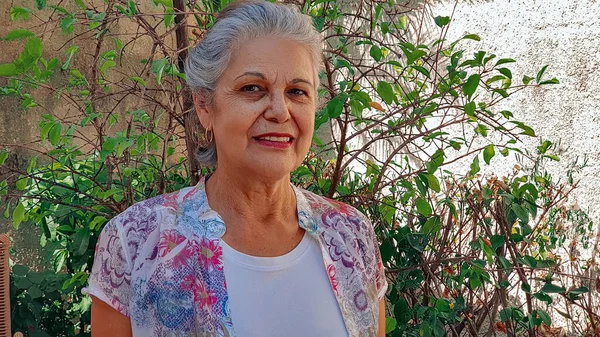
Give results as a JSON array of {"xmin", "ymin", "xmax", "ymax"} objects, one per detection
[
  {"xmin": 398, "ymin": 15, "xmax": 408, "ymax": 30},
  {"xmin": 469, "ymin": 155, "xmax": 480, "ymax": 176},
  {"xmin": 510, "ymin": 121, "xmax": 536, "ymax": 137},
  {"xmin": 312, "ymin": 16, "xmax": 325, "ymax": 32},
  {"xmin": 422, "ymin": 216, "xmax": 441, "ymax": 234},
  {"xmin": 0, "ymin": 63, "xmax": 18, "ymax": 76},
  {"xmin": 376, "ymin": 81, "xmax": 395, "ymax": 105},
  {"xmin": 534, "ymin": 291, "xmax": 553, "ymax": 304},
  {"xmin": 62, "ymin": 45, "xmax": 79, "ymax": 70},
  {"xmin": 151, "ymin": 58, "xmax": 169, "ymax": 84},
  {"xmin": 3, "ymin": 29, "xmax": 35, "ymax": 40},
  {"xmin": 12, "ymin": 264, "xmax": 29, "ymax": 276},
  {"xmin": 25, "ymin": 36, "xmax": 42, "ymax": 62},
  {"xmin": 474, "ymin": 124, "xmax": 488, "ymax": 136},
  {"xmin": 537, "ymin": 310, "xmax": 551, "ymax": 326},
  {"xmin": 10, "ymin": 7, "xmax": 31, "ymax": 21},
  {"xmin": 370, "ymin": 45, "xmax": 382, "ymax": 62},
  {"xmin": 483, "ymin": 145, "xmax": 495, "ymax": 164},
  {"xmin": 462, "ymin": 34, "xmax": 480, "ymax": 41},
  {"xmin": 0, "ymin": 151, "xmax": 8, "ymax": 166},
  {"xmin": 15, "ymin": 177, "xmax": 28, "ymax": 191},
  {"xmin": 100, "ymin": 60, "xmax": 116, "ymax": 74},
  {"xmin": 463, "ymin": 101, "xmax": 476, "ymax": 116},
  {"xmin": 406, "ymin": 50, "xmax": 426, "ymax": 65},
  {"xmin": 486, "ymin": 75, "xmax": 506, "ymax": 85},
  {"xmin": 495, "ymin": 58, "xmax": 516, "ymax": 66},
  {"xmin": 326, "ymin": 94, "xmax": 347, "ymax": 118},
  {"xmin": 521, "ymin": 282, "xmax": 532, "ymax": 293},
  {"xmin": 415, "ymin": 197, "xmax": 432, "ymax": 216},
  {"xmin": 462, "ymin": 74, "xmax": 480, "ymax": 99},
  {"xmin": 394, "ymin": 298, "xmax": 410, "ymax": 325},
  {"xmin": 15, "ymin": 277, "xmax": 32, "ymax": 290},
  {"xmin": 71, "ymin": 227, "xmax": 91, "ymax": 256},
  {"xmin": 108, "ymin": 114, "xmax": 118, "ymax": 128},
  {"xmin": 568, "ymin": 286, "xmax": 589, "ymax": 296},
  {"xmin": 539, "ymin": 78, "xmax": 559, "ymax": 85},
  {"xmin": 48, "ymin": 123, "xmax": 62, "ymax": 146},
  {"xmin": 164, "ymin": 10, "xmax": 174, "ymax": 27},
  {"xmin": 28, "ymin": 272, "xmax": 43, "ymax": 284},
  {"xmin": 420, "ymin": 173, "xmax": 440, "ymax": 193},
  {"xmin": 536, "ymin": 65, "xmax": 548, "ymax": 83},
  {"xmin": 35, "ymin": 0, "xmax": 47, "ymax": 10},
  {"xmin": 522, "ymin": 75, "xmax": 534, "ymax": 85},
  {"xmin": 12, "ymin": 201, "xmax": 26, "ymax": 229},
  {"xmin": 541, "ymin": 282, "xmax": 565, "ymax": 294},
  {"xmin": 29, "ymin": 284, "xmax": 43, "ymax": 299},
  {"xmin": 490, "ymin": 235, "xmax": 505, "ymax": 250},
  {"xmin": 425, "ymin": 149, "xmax": 444, "ymax": 173},
  {"xmin": 434, "ymin": 16, "xmax": 450, "ymax": 27},
  {"xmin": 497, "ymin": 280, "xmax": 510, "ymax": 288},
  {"xmin": 411, "ymin": 65, "xmax": 430, "ymax": 78},
  {"xmin": 385, "ymin": 317, "xmax": 397, "ymax": 334},
  {"xmin": 74, "ymin": 0, "xmax": 86, "ymax": 9},
  {"xmin": 497, "ymin": 67, "xmax": 512, "ymax": 79},
  {"xmin": 102, "ymin": 137, "xmax": 119, "ymax": 152},
  {"xmin": 435, "ymin": 299, "xmax": 451, "ymax": 313},
  {"xmin": 59, "ymin": 15, "xmax": 77, "ymax": 33},
  {"xmin": 127, "ymin": 0, "xmax": 137, "ymax": 16}
]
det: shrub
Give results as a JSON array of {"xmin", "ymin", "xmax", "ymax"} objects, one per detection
[{"xmin": 0, "ymin": 0, "xmax": 597, "ymax": 336}]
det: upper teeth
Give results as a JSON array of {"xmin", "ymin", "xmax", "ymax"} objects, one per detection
[{"xmin": 258, "ymin": 136, "xmax": 291, "ymax": 142}]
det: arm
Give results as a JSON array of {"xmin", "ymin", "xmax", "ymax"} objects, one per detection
[
  {"xmin": 91, "ymin": 295, "xmax": 133, "ymax": 337},
  {"xmin": 378, "ymin": 298, "xmax": 386, "ymax": 337}
]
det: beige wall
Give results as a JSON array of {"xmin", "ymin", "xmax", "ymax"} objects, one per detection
[{"xmin": 0, "ymin": 0, "xmax": 188, "ymax": 269}]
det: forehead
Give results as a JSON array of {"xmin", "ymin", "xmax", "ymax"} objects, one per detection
[{"xmin": 223, "ymin": 36, "xmax": 315, "ymax": 83}]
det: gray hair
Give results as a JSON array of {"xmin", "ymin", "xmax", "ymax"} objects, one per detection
[{"xmin": 184, "ymin": 0, "xmax": 323, "ymax": 167}]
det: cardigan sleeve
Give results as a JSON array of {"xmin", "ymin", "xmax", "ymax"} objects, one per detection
[{"xmin": 82, "ymin": 214, "xmax": 132, "ymax": 317}]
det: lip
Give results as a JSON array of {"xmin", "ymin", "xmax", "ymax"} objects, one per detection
[
  {"xmin": 254, "ymin": 133, "xmax": 294, "ymax": 139},
  {"xmin": 252, "ymin": 133, "xmax": 295, "ymax": 149}
]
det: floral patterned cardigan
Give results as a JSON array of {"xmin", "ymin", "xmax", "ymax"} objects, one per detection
[{"xmin": 83, "ymin": 177, "xmax": 388, "ymax": 336}]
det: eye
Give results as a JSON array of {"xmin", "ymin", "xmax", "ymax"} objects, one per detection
[
  {"xmin": 288, "ymin": 88, "xmax": 308, "ymax": 96},
  {"xmin": 240, "ymin": 85, "xmax": 261, "ymax": 92}
]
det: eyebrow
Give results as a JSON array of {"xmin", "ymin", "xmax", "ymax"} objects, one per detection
[
  {"xmin": 234, "ymin": 71, "xmax": 313, "ymax": 87},
  {"xmin": 235, "ymin": 71, "xmax": 265, "ymax": 81}
]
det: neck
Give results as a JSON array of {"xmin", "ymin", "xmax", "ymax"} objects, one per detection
[{"xmin": 205, "ymin": 167, "xmax": 297, "ymax": 233}]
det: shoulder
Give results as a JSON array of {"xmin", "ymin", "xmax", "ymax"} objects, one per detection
[
  {"xmin": 295, "ymin": 186, "xmax": 372, "ymax": 233},
  {"xmin": 102, "ymin": 185, "xmax": 204, "ymax": 263},
  {"xmin": 109, "ymin": 185, "xmax": 198, "ymax": 231}
]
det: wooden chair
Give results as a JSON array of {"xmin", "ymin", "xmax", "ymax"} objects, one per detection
[{"xmin": 0, "ymin": 234, "xmax": 11, "ymax": 337}]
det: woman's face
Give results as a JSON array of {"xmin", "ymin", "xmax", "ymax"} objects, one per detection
[{"xmin": 195, "ymin": 36, "xmax": 317, "ymax": 181}]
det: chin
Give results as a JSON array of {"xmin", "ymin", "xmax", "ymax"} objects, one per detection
[{"xmin": 245, "ymin": 160, "xmax": 296, "ymax": 182}]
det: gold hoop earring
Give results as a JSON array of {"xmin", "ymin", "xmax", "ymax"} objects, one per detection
[{"xmin": 205, "ymin": 128, "xmax": 214, "ymax": 143}]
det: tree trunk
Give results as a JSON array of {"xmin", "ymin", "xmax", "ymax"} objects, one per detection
[{"xmin": 173, "ymin": 0, "xmax": 202, "ymax": 185}]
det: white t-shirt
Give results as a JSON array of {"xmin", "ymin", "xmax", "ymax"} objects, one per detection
[{"xmin": 221, "ymin": 232, "xmax": 349, "ymax": 337}]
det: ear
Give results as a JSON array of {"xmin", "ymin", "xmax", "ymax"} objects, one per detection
[{"xmin": 192, "ymin": 92, "xmax": 213, "ymax": 130}]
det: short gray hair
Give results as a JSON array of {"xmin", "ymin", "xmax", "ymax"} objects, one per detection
[{"xmin": 185, "ymin": 0, "xmax": 323, "ymax": 168}]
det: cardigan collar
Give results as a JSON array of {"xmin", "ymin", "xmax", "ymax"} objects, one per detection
[{"xmin": 187, "ymin": 176, "xmax": 319, "ymax": 240}]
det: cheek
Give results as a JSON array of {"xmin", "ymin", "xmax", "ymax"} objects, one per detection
[
  {"xmin": 300, "ymin": 111, "xmax": 316, "ymax": 135},
  {"xmin": 296, "ymin": 111, "xmax": 315, "ymax": 149},
  {"xmin": 214, "ymin": 102, "xmax": 261, "ymax": 135}
]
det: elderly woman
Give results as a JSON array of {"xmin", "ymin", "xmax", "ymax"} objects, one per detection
[{"xmin": 84, "ymin": 1, "xmax": 387, "ymax": 336}]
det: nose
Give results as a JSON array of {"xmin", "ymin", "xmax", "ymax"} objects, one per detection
[{"xmin": 263, "ymin": 90, "xmax": 291, "ymax": 123}]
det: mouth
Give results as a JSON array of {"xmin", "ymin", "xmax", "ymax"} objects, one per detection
[
  {"xmin": 252, "ymin": 133, "xmax": 295, "ymax": 148},
  {"xmin": 253, "ymin": 133, "xmax": 294, "ymax": 143},
  {"xmin": 253, "ymin": 136, "xmax": 293, "ymax": 143}
]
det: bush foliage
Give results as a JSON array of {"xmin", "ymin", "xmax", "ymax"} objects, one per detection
[{"xmin": 0, "ymin": 0, "xmax": 598, "ymax": 336}]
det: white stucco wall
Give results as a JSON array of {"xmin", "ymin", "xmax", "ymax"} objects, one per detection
[
  {"xmin": 431, "ymin": 0, "xmax": 600, "ymax": 236},
  {"xmin": 428, "ymin": 0, "xmax": 600, "ymax": 333}
]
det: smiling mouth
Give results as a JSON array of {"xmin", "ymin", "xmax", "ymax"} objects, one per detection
[{"xmin": 253, "ymin": 136, "xmax": 293, "ymax": 143}]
